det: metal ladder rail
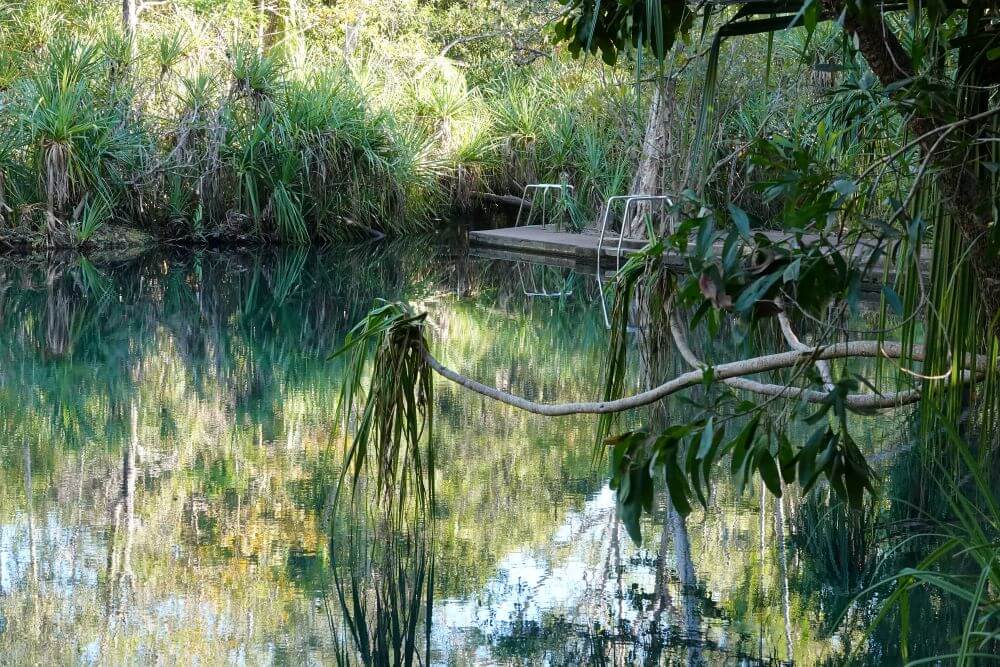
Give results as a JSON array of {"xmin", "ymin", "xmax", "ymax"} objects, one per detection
[
  {"xmin": 596, "ymin": 194, "xmax": 675, "ymax": 329},
  {"xmin": 518, "ymin": 262, "xmax": 575, "ymax": 298},
  {"xmin": 515, "ymin": 183, "xmax": 577, "ymax": 297},
  {"xmin": 513, "ymin": 183, "xmax": 576, "ymax": 231}
]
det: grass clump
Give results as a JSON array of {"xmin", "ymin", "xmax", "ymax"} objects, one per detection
[{"xmin": 3, "ymin": 38, "xmax": 144, "ymax": 246}]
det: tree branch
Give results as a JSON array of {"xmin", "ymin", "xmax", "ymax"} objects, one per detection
[
  {"xmin": 422, "ymin": 337, "xmax": 983, "ymax": 416},
  {"xmin": 137, "ymin": 0, "xmax": 169, "ymax": 16},
  {"xmin": 471, "ymin": 191, "xmax": 532, "ymax": 209},
  {"xmin": 829, "ymin": 0, "xmax": 1000, "ymax": 326},
  {"xmin": 668, "ymin": 303, "xmax": 920, "ymax": 409},
  {"xmin": 438, "ymin": 31, "xmax": 509, "ymax": 59},
  {"xmin": 775, "ymin": 300, "xmax": 835, "ymax": 390}
]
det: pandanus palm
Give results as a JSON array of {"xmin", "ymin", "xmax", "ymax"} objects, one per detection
[{"xmin": 23, "ymin": 39, "xmax": 142, "ymax": 245}]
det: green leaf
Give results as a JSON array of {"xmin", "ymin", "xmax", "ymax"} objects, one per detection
[
  {"xmin": 730, "ymin": 414, "xmax": 761, "ymax": 496},
  {"xmin": 701, "ymin": 365, "xmax": 715, "ymax": 389},
  {"xmin": 727, "ymin": 204, "xmax": 752, "ymax": 240},
  {"xmin": 734, "ymin": 271, "xmax": 782, "ymax": 314},
  {"xmin": 797, "ymin": 427, "xmax": 829, "ymax": 492},
  {"xmin": 777, "ymin": 433, "xmax": 797, "ymax": 484},
  {"xmin": 882, "ymin": 284, "xmax": 904, "ymax": 316},
  {"xmin": 696, "ymin": 417, "xmax": 715, "ymax": 459},
  {"xmin": 783, "ymin": 258, "xmax": 801, "ymax": 283},
  {"xmin": 757, "ymin": 445, "xmax": 783, "ymax": 497},
  {"xmin": 608, "ymin": 431, "xmax": 656, "ymax": 545},
  {"xmin": 831, "ymin": 178, "xmax": 857, "ymax": 196},
  {"xmin": 664, "ymin": 450, "xmax": 693, "ymax": 516},
  {"xmin": 700, "ymin": 425, "xmax": 727, "ymax": 501},
  {"xmin": 685, "ymin": 428, "xmax": 705, "ymax": 507}
]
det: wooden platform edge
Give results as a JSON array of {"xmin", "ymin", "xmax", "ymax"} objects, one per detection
[{"xmin": 469, "ymin": 224, "xmax": 927, "ymax": 291}]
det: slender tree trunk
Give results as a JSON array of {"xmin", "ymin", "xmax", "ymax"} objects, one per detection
[
  {"xmin": 105, "ymin": 402, "xmax": 139, "ymax": 621},
  {"xmin": 120, "ymin": 403, "xmax": 138, "ymax": 588},
  {"xmin": 257, "ymin": 0, "xmax": 267, "ymax": 51},
  {"xmin": 260, "ymin": 0, "xmax": 293, "ymax": 51},
  {"xmin": 776, "ymin": 495, "xmax": 793, "ymax": 661},
  {"xmin": 122, "ymin": 0, "xmax": 139, "ymax": 57},
  {"xmin": 624, "ymin": 79, "xmax": 676, "ymax": 239},
  {"xmin": 667, "ymin": 502, "xmax": 703, "ymax": 665},
  {"xmin": 23, "ymin": 438, "xmax": 38, "ymax": 586},
  {"xmin": 44, "ymin": 269, "xmax": 71, "ymax": 358}
]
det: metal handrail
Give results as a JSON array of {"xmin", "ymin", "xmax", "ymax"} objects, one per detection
[
  {"xmin": 615, "ymin": 196, "xmax": 676, "ymax": 273},
  {"xmin": 595, "ymin": 194, "xmax": 675, "ymax": 329},
  {"xmin": 596, "ymin": 194, "xmax": 675, "ymax": 276},
  {"xmin": 517, "ymin": 262, "xmax": 575, "ymax": 298},
  {"xmin": 514, "ymin": 183, "xmax": 575, "ymax": 230}
]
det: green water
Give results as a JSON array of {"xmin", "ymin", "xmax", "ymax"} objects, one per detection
[{"xmin": 0, "ymin": 243, "xmax": 959, "ymax": 664}]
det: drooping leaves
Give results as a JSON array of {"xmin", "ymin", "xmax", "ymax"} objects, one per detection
[
  {"xmin": 596, "ymin": 239, "xmax": 667, "ymax": 458},
  {"xmin": 552, "ymin": 0, "xmax": 692, "ymax": 66},
  {"xmin": 607, "ymin": 399, "xmax": 877, "ymax": 547},
  {"xmin": 332, "ymin": 300, "xmax": 436, "ymax": 527},
  {"xmin": 607, "ymin": 430, "xmax": 657, "ymax": 544}
]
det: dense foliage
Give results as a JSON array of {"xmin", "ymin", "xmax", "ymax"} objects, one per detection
[
  {"xmin": 337, "ymin": 0, "xmax": 999, "ymax": 661},
  {"xmin": 2, "ymin": 0, "xmax": 998, "ymax": 662},
  {"xmin": 0, "ymin": 0, "xmax": 647, "ymax": 245}
]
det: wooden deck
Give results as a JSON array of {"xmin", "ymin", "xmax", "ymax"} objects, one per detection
[
  {"xmin": 469, "ymin": 224, "xmax": 930, "ymax": 288},
  {"xmin": 469, "ymin": 225, "xmax": 646, "ymax": 263}
]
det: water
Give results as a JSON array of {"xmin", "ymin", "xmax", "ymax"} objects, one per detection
[{"xmin": 0, "ymin": 243, "xmax": 950, "ymax": 664}]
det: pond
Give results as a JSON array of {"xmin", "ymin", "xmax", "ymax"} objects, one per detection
[{"xmin": 0, "ymin": 241, "xmax": 953, "ymax": 664}]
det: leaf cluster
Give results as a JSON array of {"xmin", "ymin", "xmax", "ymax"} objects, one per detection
[
  {"xmin": 552, "ymin": 0, "xmax": 691, "ymax": 65},
  {"xmin": 671, "ymin": 198, "xmax": 863, "ymax": 324},
  {"xmin": 607, "ymin": 381, "xmax": 877, "ymax": 545}
]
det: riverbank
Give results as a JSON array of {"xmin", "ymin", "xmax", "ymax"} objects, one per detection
[
  {"xmin": 0, "ymin": 33, "xmax": 638, "ymax": 246},
  {"xmin": 0, "ymin": 1, "xmax": 821, "ymax": 249},
  {"xmin": 0, "ymin": 223, "xmax": 156, "ymax": 257}
]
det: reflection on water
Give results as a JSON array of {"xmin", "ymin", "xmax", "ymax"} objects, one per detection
[{"xmin": 0, "ymin": 244, "xmax": 953, "ymax": 664}]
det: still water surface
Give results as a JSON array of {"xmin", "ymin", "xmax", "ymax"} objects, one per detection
[{"xmin": 0, "ymin": 243, "xmax": 932, "ymax": 664}]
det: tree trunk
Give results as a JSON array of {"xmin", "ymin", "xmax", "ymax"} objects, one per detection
[
  {"xmin": 624, "ymin": 79, "xmax": 675, "ymax": 239},
  {"xmin": 833, "ymin": 1, "xmax": 1000, "ymax": 330},
  {"xmin": 259, "ymin": 0, "xmax": 297, "ymax": 51},
  {"xmin": 257, "ymin": 0, "xmax": 267, "ymax": 51},
  {"xmin": 23, "ymin": 438, "xmax": 38, "ymax": 585},
  {"xmin": 122, "ymin": 0, "xmax": 138, "ymax": 56},
  {"xmin": 259, "ymin": 0, "xmax": 279, "ymax": 51}
]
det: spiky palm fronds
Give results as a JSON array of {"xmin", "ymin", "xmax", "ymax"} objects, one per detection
[
  {"xmin": 154, "ymin": 29, "xmax": 188, "ymax": 78},
  {"xmin": 13, "ymin": 38, "xmax": 145, "ymax": 245},
  {"xmin": 844, "ymin": 421, "xmax": 1000, "ymax": 663},
  {"xmin": 230, "ymin": 41, "xmax": 284, "ymax": 105},
  {"xmin": 333, "ymin": 301, "xmax": 435, "ymax": 527}
]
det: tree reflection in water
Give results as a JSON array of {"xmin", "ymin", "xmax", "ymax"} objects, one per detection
[{"xmin": 0, "ymin": 246, "xmax": 954, "ymax": 664}]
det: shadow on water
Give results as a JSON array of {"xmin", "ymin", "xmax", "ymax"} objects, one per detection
[{"xmin": 0, "ymin": 241, "xmax": 982, "ymax": 664}]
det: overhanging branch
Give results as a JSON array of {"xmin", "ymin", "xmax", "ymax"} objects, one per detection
[
  {"xmin": 422, "ymin": 337, "xmax": 983, "ymax": 416},
  {"xmin": 665, "ymin": 304, "xmax": 923, "ymax": 408}
]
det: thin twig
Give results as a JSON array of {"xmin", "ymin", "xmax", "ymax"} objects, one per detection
[{"xmin": 856, "ymin": 106, "xmax": 1000, "ymax": 185}]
